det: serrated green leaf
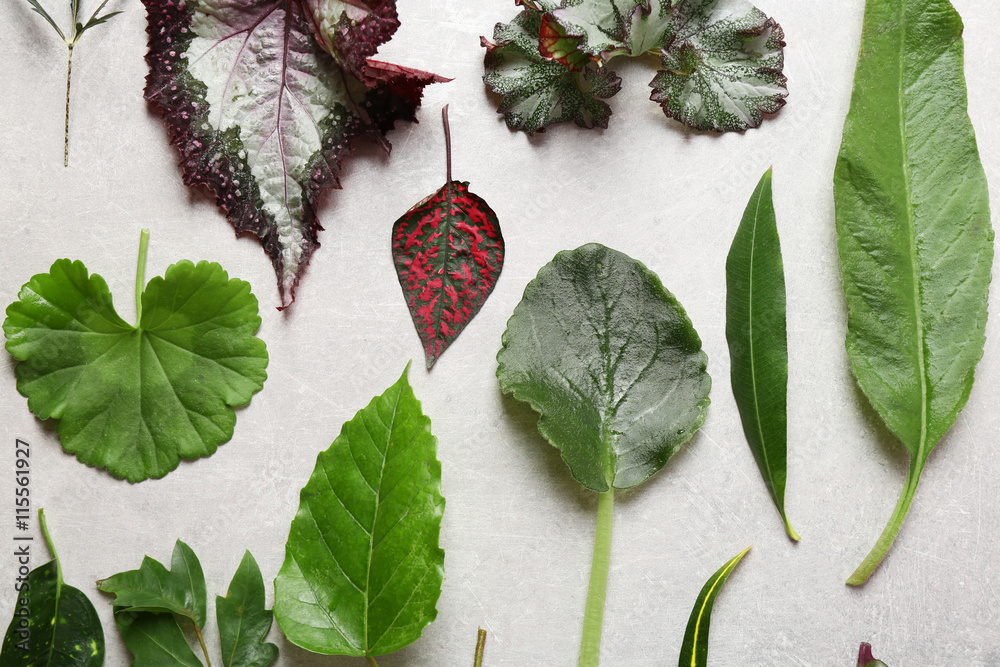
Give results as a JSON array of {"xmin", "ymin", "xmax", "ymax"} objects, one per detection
[
  {"xmin": 99, "ymin": 539, "xmax": 208, "ymax": 630},
  {"xmin": 3, "ymin": 235, "xmax": 269, "ymax": 482},
  {"xmin": 834, "ymin": 0, "xmax": 993, "ymax": 585},
  {"xmin": 497, "ymin": 243, "xmax": 710, "ymax": 492},
  {"xmin": 274, "ymin": 364, "xmax": 444, "ymax": 658},
  {"xmin": 483, "ymin": 5, "xmax": 621, "ymax": 133},
  {"xmin": 725, "ymin": 169, "xmax": 798, "ymax": 541},
  {"xmin": 114, "ymin": 609, "xmax": 203, "ymax": 667},
  {"xmin": 0, "ymin": 511, "xmax": 104, "ymax": 667},
  {"xmin": 677, "ymin": 545, "xmax": 750, "ymax": 667},
  {"xmin": 217, "ymin": 552, "xmax": 278, "ymax": 667},
  {"xmin": 547, "ymin": 0, "xmax": 676, "ymax": 61}
]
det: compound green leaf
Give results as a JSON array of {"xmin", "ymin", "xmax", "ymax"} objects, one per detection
[
  {"xmin": 857, "ymin": 643, "xmax": 888, "ymax": 667},
  {"xmin": 482, "ymin": 4, "xmax": 622, "ymax": 133},
  {"xmin": 0, "ymin": 510, "xmax": 104, "ymax": 666},
  {"xmin": 217, "ymin": 552, "xmax": 278, "ymax": 667},
  {"xmin": 677, "ymin": 545, "xmax": 750, "ymax": 667},
  {"xmin": 497, "ymin": 243, "xmax": 711, "ymax": 492},
  {"xmin": 3, "ymin": 233, "xmax": 269, "ymax": 482},
  {"xmin": 726, "ymin": 169, "xmax": 798, "ymax": 541},
  {"xmin": 274, "ymin": 364, "xmax": 444, "ymax": 658},
  {"xmin": 834, "ymin": 0, "xmax": 993, "ymax": 585},
  {"xmin": 114, "ymin": 610, "xmax": 203, "ymax": 667},
  {"xmin": 98, "ymin": 539, "xmax": 207, "ymax": 630}
]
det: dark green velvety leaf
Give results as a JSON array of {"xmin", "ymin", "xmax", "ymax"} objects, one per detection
[
  {"xmin": 497, "ymin": 243, "xmax": 711, "ymax": 492},
  {"xmin": 99, "ymin": 539, "xmax": 208, "ymax": 630},
  {"xmin": 482, "ymin": 5, "xmax": 621, "ymax": 133},
  {"xmin": 857, "ymin": 642, "xmax": 888, "ymax": 667},
  {"xmin": 217, "ymin": 551, "xmax": 278, "ymax": 667},
  {"xmin": 677, "ymin": 546, "xmax": 750, "ymax": 667},
  {"xmin": 834, "ymin": 0, "xmax": 993, "ymax": 585},
  {"xmin": 3, "ymin": 246, "xmax": 268, "ymax": 482},
  {"xmin": 725, "ymin": 169, "xmax": 798, "ymax": 541},
  {"xmin": 114, "ymin": 609, "xmax": 203, "ymax": 667},
  {"xmin": 274, "ymin": 364, "xmax": 444, "ymax": 657},
  {"xmin": 0, "ymin": 512, "xmax": 104, "ymax": 666}
]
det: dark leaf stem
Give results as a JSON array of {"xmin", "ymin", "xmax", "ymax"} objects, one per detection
[{"xmin": 442, "ymin": 104, "xmax": 452, "ymax": 184}]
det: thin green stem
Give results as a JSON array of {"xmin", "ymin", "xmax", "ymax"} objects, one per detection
[
  {"xmin": 473, "ymin": 627, "xmax": 487, "ymax": 667},
  {"xmin": 135, "ymin": 228, "xmax": 150, "ymax": 323},
  {"xmin": 579, "ymin": 489, "xmax": 614, "ymax": 667},
  {"xmin": 64, "ymin": 44, "xmax": 73, "ymax": 166},
  {"xmin": 193, "ymin": 625, "xmax": 212, "ymax": 667},
  {"xmin": 783, "ymin": 514, "xmax": 801, "ymax": 542},
  {"xmin": 847, "ymin": 456, "xmax": 925, "ymax": 586},
  {"xmin": 38, "ymin": 508, "xmax": 62, "ymax": 585},
  {"xmin": 366, "ymin": 657, "xmax": 380, "ymax": 667}
]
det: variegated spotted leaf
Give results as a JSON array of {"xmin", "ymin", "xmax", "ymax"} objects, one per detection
[
  {"xmin": 649, "ymin": 0, "xmax": 787, "ymax": 132},
  {"xmin": 392, "ymin": 108, "xmax": 504, "ymax": 368},
  {"xmin": 142, "ymin": 0, "xmax": 445, "ymax": 309},
  {"xmin": 543, "ymin": 0, "xmax": 678, "ymax": 62},
  {"xmin": 482, "ymin": 3, "xmax": 622, "ymax": 133}
]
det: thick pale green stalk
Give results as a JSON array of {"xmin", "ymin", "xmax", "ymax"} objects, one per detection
[
  {"xmin": 579, "ymin": 489, "xmax": 614, "ymax": 667},
  {"xmin": 847, "ymin": 457, "xmax": 924, "ymax": 586},
  {"xmin": 473, "ymin": 628, "xmax": 487, "ymax": 667},
  {"xmin": 135, "ymin": 228, "xmax": 149, "ymax": 322}
]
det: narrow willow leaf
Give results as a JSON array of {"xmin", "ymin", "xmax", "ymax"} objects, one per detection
[
  {"xmin": 3, "ymin": 230, "xmax": 269, "ymax": 482},
  {"xmin": 482, "ymin": 3, "xmax": 622, "ymax": 133},
  {"xmin": 274, "ymin": 364, "xmax": 445, "ymax": 657},
  {"xmin": 0, "ymin": 510, "xmax": 104, "ymax": 666},
  {"xmin": 857, "ymin": 643, "xmax": 888, "ymax": 667},
  {"xmin": 114, "ymin": 610, "xmax": 203, "ymax": 667},
  {"xmin": 834, "ymin": 0, "xmax": 993, "ymax": 585},
  {"xmin": 142, "ymin": 0, "xmax": 445, "ymax": 308},
  {"xmin": 725, "ymin": 169, "xmax": 798, "ymax": 541},
  {"xmin": 677, "ymin": 546, "xmax": 751, "ymax": 667},
  {"xmin": 99, "ymin": 540, "xmax": 208, "ymax": 631},
  {"xmin": 217, "ymin": 552, "xmax": 278, "ymax": 667},
  {"xmin": 497, "ymin": 243, "xmax": 711, "ymax": 492},
  {"xmin": 392, "ymin": 107, "xmax": 504, "ymax": 368}
]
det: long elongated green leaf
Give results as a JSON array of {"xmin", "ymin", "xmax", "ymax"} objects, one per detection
[
  {"xmin": 677, "ymin": 546, "xmax": 750, "ymax": 667},
  {"xmin": 274, "ymin": 364, "xmax": 445, "ymax": 658},
  {"xmin": 834, "ymin": 0, "xmax": 993, "ymax": 585},
  {"xmin": 217, "ymin": 552, "xmax": 278, "ymax": 667},
  {"xmin": 0, "ymin": 510, "xmax": 104, "ymax": 666},
  {"xmin": 726, "ymin": 169, "xmax": 798, "ymax": 541},
  {"xmin": 497, "ymin": 243, "xmax": 711, "ymax": 492}
]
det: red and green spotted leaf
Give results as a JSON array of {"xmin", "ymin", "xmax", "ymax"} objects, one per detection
[
  {"xmin": 142, "ymin": 0, "xmax": 445, "ymax": 309},
  {"xmin": 392, "ymin": 107, "xmax": 504, "ymax": 368}
]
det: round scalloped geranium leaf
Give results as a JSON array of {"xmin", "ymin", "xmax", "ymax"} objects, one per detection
[{"xmin": 3, "ymin": 257, "xmax": 268, "ymax": 482}]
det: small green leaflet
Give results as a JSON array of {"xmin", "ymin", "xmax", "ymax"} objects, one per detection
[
  {"xmin": 0, "ymin": 510, "xmax": 104, "ymax": 666},
  {"xmin": 725, "ymin": 169, "xmax": 798, "ymax": 541},
  {"xmin": 497, "ymin": 243, "xmax": 710, "ymax": 492},
  {"xmin": 497, "ymin": 244, "xmax": 710, "ymax": 665},
  {"xmin": 483, "ymin": 0, "xmax": 786, "ymax": 133},
  {"xmin": 2, "ymin": 230, "xmax": 268, "ymax": 482},
  {"xmin": 857, "ymin": 643, "xmax": 889, "ymax": 667},
  {"xmin": 99, "ymin": 541, "xmax": 277, "ymax": 667},
  {"xmin": 392, "ymin": 107, "xmax": 504, "ymax": 368},
  {"xmin": 677, "ymin": 546, "xmax": 750, "ymax": 667},
  {"xmin": 482, "ymin": 2, "xmax": 621, "ymax": 133},
  {"xmin": 834, "ymin": 0, "xmax": 993, "ymax": 585},
  {"xmin": 274, "ymin": 363, "xmax": 444, "ymax": 659}
]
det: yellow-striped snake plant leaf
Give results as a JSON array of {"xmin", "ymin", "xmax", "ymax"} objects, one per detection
[
  {"xmin": 274, "ymin": 364, "xmax": 444, "ymax": 659},
  {"xmin": 677, "ymin": 545, "xmax": 750, "ymax": 667},
  {"xmin": 834, "ymin": 0, "xmax": 993, "ymax": 585},
  {"xmin": 0, "ymin": 510, "xmax": 104, "ymax": 666},
  {"xmin": 725, "ymin": 169, "xmax": 798, "ymax": 541},
  {"xmin": 497, "ymin": 244, "xmax": 710, "ymax": 665}
]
